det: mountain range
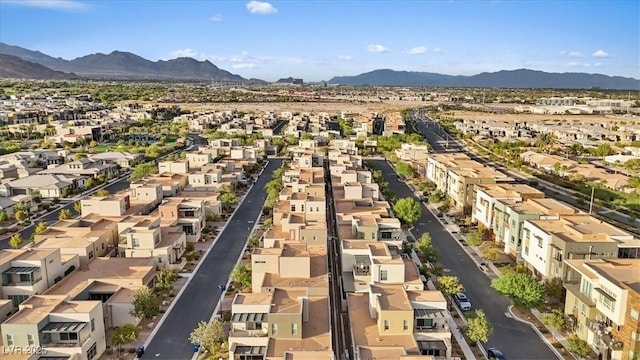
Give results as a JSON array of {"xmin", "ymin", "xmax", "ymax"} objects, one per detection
[
  {"xmin": 1, "ymin": 42, "xmax": 638, "ymax": 89},
  {"xmin": 328, "ymin": 69, "xmax": 640, "ymax": 90}
]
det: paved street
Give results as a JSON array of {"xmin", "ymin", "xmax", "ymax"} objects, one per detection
[
  {"xmin": 144, "ymin": 159, "xmax": 282, "ymax": 360},
  {"xmin": 372, "ymin": 159, "xmax": 558, "ymax": 360}
]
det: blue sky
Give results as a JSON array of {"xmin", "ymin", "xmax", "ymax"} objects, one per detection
[{"xmin": 1, "ymin": 0, "xmax": 638, "ymax": 82}]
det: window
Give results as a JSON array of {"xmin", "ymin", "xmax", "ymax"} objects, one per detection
[
  {"xmin": 384, "ymin": 320, "xmax": 389, "ymax": 330},
  {"xmin": 154, "ymin": 233, "xmax": 161, "ymax": 245},
  {"xmin": 60, "ymin": 332, "xmax": 78, "ymax": 341},
  {"xmin": 417, "ymin": 318, "xmax": 434, "ymax": 328},
  {"xmin": 291, "ymin": 205, "xmax": 296, "ymax": 212},
  {"xmin": 631, "ymin": 309, "xmax": 639, "ymax": 320},
  {"xmin": 158, "ymin": 257, "xmax": 162, "ymax": 263},
  {"xmin": 8, "ymin": 294, "xmax": 29, "ymax": 308},
  {"xmin": 536, "ymin": 236, "xmax": 543, "ymax": 248},
  {"xmin": 581, "ymin": 281, "xmax": 593, "ymax": 297},
  {"xmin": 291, "ymin": 323, "xmax": 298, "ymax": 335},
  {"xmin": 19, "ymin": 273, "xmax": 32, "ymax": 283},
  {"xmin": 301, "ymin": 205, "xmax": 305, "ymax": 212},
  {"xmin": 381, "ymin": 232, "xmax": 392, "ymax": 239},
  {"xmin": 380, "ymin": 270, "xmax": 388, "ymax": 281},
  {"xmin": 88, "ymin": 251, "xmax": 94, "ymax": 259},
  {"xmin": 91, "ymin": 318, "xmax": 95, "ymax": 332},
  {"xmin": 132, "ymin": 237, "xmax": 140, "ymax": 248},
  {"xmin": 87, "ymin": 342, "xmax": 97, "ymax": 360},
  {"xmin": 403, "ymin": 320, "xmax": 409, "ymax": 330},
  {"xmin": 6, "ymin": 334, "xmax": 13, "ymax": 346},
  {"xmin": 271, "ymin": 323, "xmax": 278, "ymax": 335},
  {"xmin": 182, "ymin": 224, "xmax": 194, "ymax": 235},
  {"xmin": 27, "ymin": 333, "xmax": 34, "ymax": 346}
]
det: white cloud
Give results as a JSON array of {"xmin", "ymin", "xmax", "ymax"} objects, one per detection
[
  {"xmin": 561, "ymin": 51, "xmax": 584, "ymax": 58},
  {"xmin": 367, "ymin": 44, "xmax": 389, "ymax": 53},
  {"xmin": 168, "ymin": 49, "xmax": 226, "ymax": 62},
  {"xmin": 232, "ymin": 63, "xmax": 257, "ymax": 69},
  {"xmin": 246, "ymin": 1, "xmax": 277, "ymax": 15},
  {"xmin": 592, "ymin": 50, "xmax": 610, "ymax": 58},
  {"xmin": 171, "ymin": 49, "xmax": 199, "ymax": 58},
  {"xmin": 566, "ymin": 61, "xmax": 590, "ymax": 68},
  {"xmin": 2, "ymin": 0, "xmax": 88, "ymax": 10},
  {"xmin": 210, "ymin": 14, "xmax": 223, "ymax": 22},
  {"xmin": 594, "ymin": 62, "xmax": 603, "ymax": 67},
  {"xmin": 338, "ymin": 55, "xmax": 353, "ymax": 61},
  {"xmin": 404, "ymin": 46, "xmax": 428, "ymax": 55}
]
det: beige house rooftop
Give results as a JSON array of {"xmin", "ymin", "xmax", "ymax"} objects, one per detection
[
  {"xmin": 565, "ymin": 258, "xmax": 640, "ymax": 292},
  {"xmin": 3, "ymin": 294, "xmax": 98, "ymax": 325},
  {"xmin": 528, "ymin": 214, "xmax": 632, "ymax": 243},
  {"xmin": 503, "ymin": 197, "xmax": 578, "ymax": 216}
]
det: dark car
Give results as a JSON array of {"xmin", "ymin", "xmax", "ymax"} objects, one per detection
[{"xmin": 487, "ymin": 348, "xmax": 507, "ymax": 359}]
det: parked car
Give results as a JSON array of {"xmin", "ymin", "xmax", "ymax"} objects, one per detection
[
  {"xmin": 454, "ymin": 293, "xmax": 471, "ymax": 311},
  {"xmin": 487, "ymin": 348, "xmax": 507, "ymax": 359}
]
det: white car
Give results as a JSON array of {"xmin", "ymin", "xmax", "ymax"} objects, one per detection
[{"xmin": 454, "ymin": 293, "xmax": 472, "ymax": 311}]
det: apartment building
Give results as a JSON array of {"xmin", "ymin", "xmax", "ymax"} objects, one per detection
[
  {"xmin": 522, "ymin": 215, "xmax": 633, "ymax": 279},
  {"xmin": 472, "ymin": 183, "xmax": 545, "ymax": 232},
  {"xmin": 185, "ymin": 151, "xmax": 216, "ymax": 169},
  {"xmin": 142, "ymin": 173, "xmax": 188, "ymax": 197},
  {"xmin": 563, "ymin": 259, "xmax": 640, "ymax": 360},
  {"xmin": 395, "ymin": 143, "xmax": 430, "ymax": 161},
  {"xmin": 117, "ymin": 215, "xmax": 187, "ymax": 268},
  {"xmin": 158, "ymin": 159, "xmax": 189, "ymax": 174},
  {"xmin": 32, "ymin": 218, "xmax": 119, "ymax": 266},
  {"xmin": 0, "ymin": 248, "xmax": 79, "ymax": 310},
  {"xmin": 1, "ymin": 295, "xmax": 106, "ymax": 360},
  {"xmin": 157, "ymin": 197, "xmax": 206, "ymax": 243},
  {"xmin": 334, "ymin": 198, "xmax": 403, "ymax": 244},
  {"xmin": 492, "ymin": 197, "xmax": 578, "ymax": 258},
  {"xmin": 341, "ymin": 241, "xmax": 423, "ymax": 293},
  {"xmin": 347, "ymin": 284, "xmax": 451, "ymax": 359},
  {"xmin": 227, "ymin": 288, "xmax": 332, "ymax": 360},
  {"xmin": 45, "ymin": 257, "xmax": 156, "ymax": 328},
  {"xmin": 425, "ymin": 153, "xmax": 512, "ymax": 212},
  {"xmin": 251, "ymin": 242, "xmax": 328, "ymax": 296}
]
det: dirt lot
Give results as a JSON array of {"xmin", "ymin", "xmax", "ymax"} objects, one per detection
[{"xmin": 451, "ymin": 109, "xmax": 633, "ymax": 125}]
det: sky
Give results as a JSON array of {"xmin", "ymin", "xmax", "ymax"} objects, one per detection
[{"xmin": 0, "ymin": 0, "xmax": 639, "ymax": 82}]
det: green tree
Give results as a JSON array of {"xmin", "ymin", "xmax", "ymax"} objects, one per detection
[
  {"xmin": 131, "ymin": 162, "xmax": 159, "ymax": 181},
  {"xmin": 58, "ymin": 209, "xmax": 72, "ymax": 220},
  {"xmin": 465, "ymin": 229, "xmax": 484, "ymax": 246},
  {"xmin": 95, "ymin": 189, "xmax": 110, "ymax": 197},
  {"xmin": 248, "ymin": 235, "xmax": 260, "ymax": 249},
  {"xmin": 491, "ymin": 272, "xmax": 546, "ymax": 309},
  {"xmin": 393, "ymin": 197, "xmax": 422, "ymax": 225},
  {"xmin": 395, "ymin": 162, "xmax": 417, "ymax": 179},
  {"xmin": 465, "ymin": 309, "xmax": 493, "ymax": 343},
  {"xmin": 73, "ymin": 201, "xmax": 82, "ymax": 213},
  {"xmin": 416, "ymin": 232, "xmax": 438, "ymax": 262},
  {"xmin": 0, "ymin": 211, "xmax": 7, "ymax": 222},
  {"xmin": 481, "ymin": 245, "xmax": 502, "ymax": 262},
  {"xmin": 220, "ymin": 191, "xmax": 238, "ymax": 210},
  {"xmin": 544, "ymin": 277, "xmax": 566, "ymax": 304},
  {"xmin": 89, "ymin": 140, "xmax": 98, "ymax": 148},
  {"xmin": 130, "ymin": 286, "xmax": 161, "ymax": 319},
  {"xmin": 155, "ymin": 268, "xmax": 179, "ymax": 295},
  {"xmin": 14, "ymin": 210, "xmax": 27, "ymax": 223},
  {"xmin": 231, "ymin": 264, "xmax": 252, "ymax": 290},
  {"xmin": 541, "ymin": 309, "xmax": 566, "ymax": 331},
  {"xmin": 189, "ymin": 319, "xmax": 226, "ymax": 356},
  {"xmin": 566, "ymin": 335, "xmax": 593, "ymax": 359},
  {"xmin": 9, "ymin": 233, "xmax": 23, "ymax": 249},
  {"xmin": 111, "ymin": 323, "xmax": 139, "ymax": 357},
  {"xmin": 34, "ymin": 221, "xmax": 47, "ymax": 235},
  {"xmin": 437, "ymin": 275, "xmax": 464, "ymax": 308}
]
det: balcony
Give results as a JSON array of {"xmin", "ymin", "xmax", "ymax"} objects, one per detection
[
  {"xmin": 415, "ymin": 309, "xmax": 450, "ymax": 333},
  {"xmin": 41, "ymin": 321, "xmax": 90, "ymax": 348},
  {"xmin": 354, "ymin": 255, "xmax": 371, "ymax": 276},
  {"xmin": 230, "ymin": 328, "xmax": 268, "ymax": 337},
  {"xmin": 1, "ymin": 267, "xmax": 42, "ymax": 286}
]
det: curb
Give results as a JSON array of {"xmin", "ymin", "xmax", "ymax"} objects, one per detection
[
  {"xmin": 143, "ymin": 161, "xmax": 270, "ymax": 352},
  {"xmin": 507, "ymin": 305, "xmax": 563, "ymax": 360}
]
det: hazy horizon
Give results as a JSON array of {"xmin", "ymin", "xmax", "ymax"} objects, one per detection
[{"xmin": 1, "ymin": 0, "xmax": 638, "ymax": 82}]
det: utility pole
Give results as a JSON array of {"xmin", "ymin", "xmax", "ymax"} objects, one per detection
[{"xmin": 588, "ymin": 186, "xmax": 595, "ymax": 214}]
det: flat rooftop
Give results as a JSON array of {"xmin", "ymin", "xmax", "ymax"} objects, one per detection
[
  {"xmin": 372, "ymin": 284, "xmax": 412, "ymax": 311},
  {"xmin": 565, "ymin": 258, "xmax": 640, "ymax": 293},
  {"xmin": 347, "ymin": 293, "xmax": 418, "ymax": 353},
  {"xmin": 4, "ymin": 295, "xmax": 98, "ymax": 325},
  {"xmin": 0, "ymin": 248, "xmax": 58, "ymax": 265},
  {"xmin": 528, "ymin": 214, "xmax": 630, "ymax": 243},
  {"xmin": 504, "ymin": 197, "xmax": 577, "ymax": 216}
]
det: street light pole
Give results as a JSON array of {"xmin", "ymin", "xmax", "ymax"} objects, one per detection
[{"xmin": 588, "ymin": 186, "xmax": 595, "ymax": 214}]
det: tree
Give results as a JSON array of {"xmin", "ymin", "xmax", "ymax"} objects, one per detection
[
  {"xmin": 95, "ymin": 189, "xmax": 110, "ymax": 197},
  {"xmin": 9, "ymin": 233, "xmax": 23, "ymax": 249},
  {"xmin": 189, "ymin": 319, "xmax": 226, "ymax": 356},
  {"xmin": 480, "ymin": 245, "xmax": 502, "ymax": 262},
  {"xmin": 465, "ymin": 309, "xmax": 493, "ymax": 343},
  {"xmin": 73, "ymin": 201, "xmax": 82, "ymax": 213},
  {"xmin": 34, "ymin": 222, "xmax": 47, "ymax": 235},
  {"xmin": 544, "ymin": 277, "xmax": 566, "ymax": 304},
  {"xmin": 130, "ymin": 286, "xmax": 161, "ymax": 319},
  {"xmin": 567, "ymin": 335, "xmax": 593, "ymax": 359},
  {"xmin": 155, "ymin": 268, "xmax": 179, "ymax": 295},
  {"xmin": 465, "ymin": 229, "xmax": 484, "ymax": 246},
  {"xmin": 437, "ymin": 275, "xmax": 464, "ymax": 308},
  {"xmin": 89, "ymin": 140, "xmax": 98, "ymax": 148},
  {"xmin": 491, "ymin": 272, "xmax": 546, "ymax": 309},
  {"xmin": 111, "ymin": 323, "xmax": 139, "ymax": 357},
  {"xmin": 231, "ymin": 264, "xmax": 252, "ymax": 290},
  {"xmin": 58, "ymin": 209, "xmax": 72, "ymax": 220},
  {"xmin": 14, "ymin": 210, "xmax": 27, "ymax": 223},
  {"xmin": 416, "ymin": 232, "xmax": 438, "ymax": 262},
  {"xmin": 393, "ymin": 197, "xmax": 422, "ymax": 225},
  {"xmin": 248, "ymin": 235, "xmax": 260, "ymax": 249},
  {"xmin": 220, "ymin": 191, "xmax": 238, "ymax": 210},
  {"xmin": 541, "ymin": 309, "xmax": 565, "ymax": 331},
  {"xmin": 131, "ymin": 162, "xmax": 158, "ymax": 181},
  {"xmin": 0, "ymin": 211, "xmax": 7, "ymax": 222}
]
